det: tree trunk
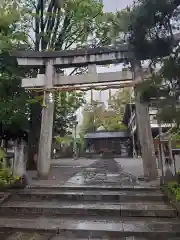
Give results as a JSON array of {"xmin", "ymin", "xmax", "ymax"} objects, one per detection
[{"xmin": 133, "ymin": 62, "xmax": 158, "ymax": 180}]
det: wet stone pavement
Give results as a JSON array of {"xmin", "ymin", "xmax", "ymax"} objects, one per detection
[
  {"xmin": 0, "ymin": 157, "xmax": 180, "ymax": 239},
  {"xmin": 66, "ymin": 158, "xmax": 137, "ymax": 186}
]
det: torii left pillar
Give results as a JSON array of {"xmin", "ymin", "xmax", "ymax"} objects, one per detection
[{"xmin": 37, "ymin": 60, "xmax": 55, "ymax": 178}]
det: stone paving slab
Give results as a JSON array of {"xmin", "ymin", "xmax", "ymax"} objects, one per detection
[
  {"xmin": 6, "ymin": 232, "xmax": 51, "ymax": 240},
  {"xmin": 51, "ymin": 238, "xmax": 151, "ymax": 240},
  {"xmin": 2, "ymin": 233, "xmax": 180, "ymax": 240},
  {"xmin": 26, "ymin": 184, "xmax": 160, "ymax": 190},
  {"xmin": 64, "ymin": 158, "xmax": 137, "ymax": 186},
  {"xmin": 28, "ymin": 166, "xmax": 80, "ymax": 186},
  {"xmin": 27, "ymin": 158, "xmax": 161, "ymax": 188},
  {"xmin": 51, "ymin": 158, "xmax": 97, "ymax": 167},
  {"xmin": 2, "ymin": 200, "xmax": 174, "ymax": 210},
  {"xmin": 14, "ymin": 188, "xmax": 163, "ymax": 195},
  {"xmin": 28, "ymin": 158, "xmax": 139, "ymax": 188},
  {"xmin": 2, "ymin": 233, "xmax": 174, "ymax": 240},
  {"xmin": 0, "ymin": 193, "xmax": 11, "ymax": 204},
  {"xmin": 9, "ymin": 189, "xmax": 165, "ymax": 202},
  {"xmin": 0, "ymin": 216, "xmax": 180, "ymax": 238},
  {"xmin": 1, "ymin": 200, "xmax": 176, "ymax": 218}
]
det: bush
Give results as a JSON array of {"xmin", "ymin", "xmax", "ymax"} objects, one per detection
[
  {"xmin": 0, "ymin": 168, "xmax": 19, "ymax": 189},
  {"xmin": 168, "ymin": 181, "xmax": 180, "ymax": 201}
]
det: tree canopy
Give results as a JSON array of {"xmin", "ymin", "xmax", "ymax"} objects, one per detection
[
  {"xmin": 0, "ymin": 0, "xmax": 119, "ymax": 166},
  {"xmin": 79, "ymin": 88, "xmax": 130, "ymax": 135},
  {"xmin": 127, "ymin": 0, "xmax": 179, "ymax": 59},
  {"xmin": 111, "ymin": 0, "xmax": 180, "ymax": 128},
  {"xmin": 0, "ymin": 0, "xmax": 30, "ymax": 141}
]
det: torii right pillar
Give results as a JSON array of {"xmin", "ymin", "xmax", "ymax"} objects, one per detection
[{"xmin": 133, "ymin": 61, "xmax": 158, "ymax": 180}]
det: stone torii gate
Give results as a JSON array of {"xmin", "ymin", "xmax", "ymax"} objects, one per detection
[{"xmin": 11, "ymin": 45, "xmax": 158, "ymax": 179}]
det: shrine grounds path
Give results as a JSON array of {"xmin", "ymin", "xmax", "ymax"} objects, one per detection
[
  {"xmin": 0, "ymin": 157, "xmax": 180, "ymax": 239},
  {"xmin": 27, "ymin": 157, "xmax": 159, "ymax": 187}
]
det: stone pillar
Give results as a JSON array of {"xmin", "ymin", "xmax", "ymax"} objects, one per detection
[
  {"xmin": 14, "ymin": 140, "xmax": 26, "ymax": 177},
  {"xmin": 37, "ymin": 60, "xmax": 55, "ymax": 178},
  {"xmin": 133, "ymin": 62, "xmax": 158, "ymax": 180}
]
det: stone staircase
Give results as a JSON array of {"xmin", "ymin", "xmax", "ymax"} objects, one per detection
[{"xmin": 0, "ymin": 185, "xmax": 180, "ymax": 239}]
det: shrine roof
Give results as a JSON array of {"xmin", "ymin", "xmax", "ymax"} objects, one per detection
[{"xmin": 84, "ymin": 131, "xmax": 130, "ymax": 139}]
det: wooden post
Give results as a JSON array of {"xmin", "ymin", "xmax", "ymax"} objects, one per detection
[
  {"xmin": 133, "ymin": 61, "xmax": 158, "ymax": 180},
  {"xmin": 158, "ymin": 124, "xmax": 165, "ymax": 184},
  {"xmin": 37, "ymin": 60, "xmax": 55, "ymax": 178},
  {"xmin": 168, "ymin": 138, "xmax": 175, "ymax": 175}
]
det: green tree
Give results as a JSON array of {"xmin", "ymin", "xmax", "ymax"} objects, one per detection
[
  {"xmin": 99, "ymin": 109, "xmax": 127, "ymax": 131},
  {"xmin": 54, "ymin": 91, "xmax": 85, "ymax": 136},
  {"xmin": 0, "ymin": 0, "xmax": 29, "ymax": 144},
  {"xmin": 80, "ymin": 101, "xmax": 105, "ymax": 134},
  {"xmin": 124, "ymin": 0, "xmax": 180, "ymax": 127},
  {"xmin": 118, "ymin": 0, "xmax": 180, "ymax": 179},
  {"xmin": 80, "ymin": 89, "xmax": 130, "ymax": 135},
  {"xmin": 109, "ymin": 88, "xmax": 132, "ymax": 114},
  {"xmin": 19, "ymin": 0, "xmax": 115, "ymax": 168},
  {"xmin": 127, "ymin": 0, "xmax": 179, "ymax": 60}
]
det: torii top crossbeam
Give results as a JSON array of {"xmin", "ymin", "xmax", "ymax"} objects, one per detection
[
  {"xmin": 11, "ymin": 44, "xmax": 133, "ymax": 67},
  {"xmin": 11, "ymin": 32, "xmax": 180, "ymax": 68}
]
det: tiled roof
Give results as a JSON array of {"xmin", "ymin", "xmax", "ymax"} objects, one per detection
[{"xmin": 84, "ymin": 131, "xmax": 130, "ymax": 139}]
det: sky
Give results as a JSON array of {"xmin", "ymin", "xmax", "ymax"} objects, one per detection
[
  {"xmin": 77, "ymin": 0, "xmax": 134, "ymax": 123},
  {"xmin": 103, "ymin": 0, "xmax": 133, "ymax": 12}
]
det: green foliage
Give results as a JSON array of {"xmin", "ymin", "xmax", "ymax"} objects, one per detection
[
  {"xmin": 125, "ymin": 0, "xmax": 179, "ymax": 59},
  {"xmin": 23, "ymin": 0, "xmax": 108, "ymax": 51},
  {"xmin": 0, "ymin": 0, "xmax": 114, "ymax": 141},
  {"xmin": 109, "ymin": 0, "xmax": 180, "ymax": 127},
  {"xmin": 0, "ymin": 168, "xmax": 18, "ymax": 188},
  {"xmin": 55, "ymin": 135, "xmax": 73, "ymax": 144},
  {"xmin": 0, "ymin": 58, "xmax": 29, "ymax": 134},
  {"xmin": 0, "ymin": 148, "xmax": 6, "ymax": 169},
  {"xmin": 54, "ymin": 91, "xmax": 85, "ymax": 136},
  {"xmin": 78, "ymin": 134, "xmax": 85, "ymax": 152},
  {"xmin": 0, "ymin": 1, "xmax": 30, "ymax": 138},
  {"xmin": 79, "ymin": 100, "xmax": 102, "ymax": 134},
  {"xmin": 109, "ymin": 88, "xmax": 132, "ymax": 113},
  {"xmin": 0, "ymin": 148, "xmax": 6, "ymax": 160},
  {"xmin": 168, "ymin": 181, "xmax": 179, "ymax": 192},
  {"xmin": 168, "ymin": 181, "xmax": 180, "ymax": 202},
  {"xmin": 20, "ymin": 0, "xmax": 112, "ymax": 141},
  {"xmin": 80, "ymin": 88, "xmax": 130, "ymax": 135},
  {"xmin": 0, "ymin": 0, "xmax": 26, "ymax": 50},
  {"xmin": 103, "ymin": 114, "xmax": 127, "ymax": 131}
]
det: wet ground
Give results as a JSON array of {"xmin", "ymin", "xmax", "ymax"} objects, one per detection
[
  {"xmin": 29, "ymin": 157, "xmax": 141, "ymax": 188},
  {"xmin": 0, "ymin": 157, "xmax": 178, "ymax": 239},
  {"xmin": 66, "ymin": 158, "xmax": 137, "ymax": 186}
]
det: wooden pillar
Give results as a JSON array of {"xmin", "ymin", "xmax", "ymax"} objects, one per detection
[
  {"xmin": 133, "ymin": 62, "xmax": 158, "ymax": 180},
  {"xmin": 168, "ymin": 138, "xmax": 175, "ymax": 175},
  {"xmin": 37, "ymin": 60, "xmax": 55, "ymax": 178}
]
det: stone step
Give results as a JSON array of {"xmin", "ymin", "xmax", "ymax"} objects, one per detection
[
  {"xmin": 9, "ymin": 189, "xmax": 165, "ymax": 202},
  {"xmin": 0, "ymin": 201, "xmax": 177, "ymax": 218},
  {"xmin": 3, "ymin": 232, "xmax": 179, "ymax": 240},
  {"xmin": 4, "ymin": 234, "xmax": 180, "ymax": 240},
  {"xmin": 25, "ymin": 184, "xmax": 159, "ymax": 191},
  {"xmin": 0, "ymin": 216, "xmax": 179, "ymax": 238},
  {"xmin": 6, "ymin": 232, "xmax": 51, "ymax": 240},
  {"xmin": 49, "ymin": 238, "xmax": 180, "ymax": 240},
  {"xmin": 2, "ymin": 231, "xmax": 180, "ymax": 240}
]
